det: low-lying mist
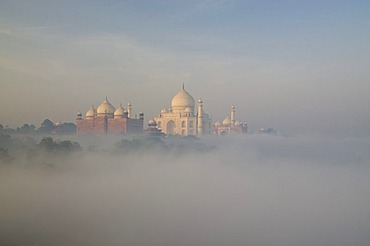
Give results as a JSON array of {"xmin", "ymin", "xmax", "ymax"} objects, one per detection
[{"xmin": 1, "ymin": 134, "xmax": 370, "ymax": 246}]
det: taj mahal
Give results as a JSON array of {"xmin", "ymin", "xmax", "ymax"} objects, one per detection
[
  {"xmin": 76, "ymin": 85, "xmax": 247, "ymax": 136},
  {"xmin": 153, "ymin": 84, "xmax": 212, "ymax": 136}
]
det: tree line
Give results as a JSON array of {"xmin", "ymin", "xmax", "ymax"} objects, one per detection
[{"xmin": 0, "ymin": 119, "xmax": 76, "ymax": 135}]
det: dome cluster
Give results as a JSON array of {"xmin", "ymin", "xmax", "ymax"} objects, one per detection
[
  {"xmin": 80, "ymin": 98, "xmax": 135, "ymax": 119},
  {"xmin": 76, "ymin": 84, "xmax": 246, "ymax": 136}
]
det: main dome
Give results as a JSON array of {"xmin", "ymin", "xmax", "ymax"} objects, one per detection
[
  {"xmin": 97, "ymin": 98, "xmax": 115, "ymax": 115},
  {"xmin": 171, "ymin": 87, "xmax": 195, "ymax": 110}
]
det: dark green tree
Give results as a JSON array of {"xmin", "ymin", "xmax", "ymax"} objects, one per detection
[
  {"xmin": 0, "ymin": 134, "xmax": 12, "ymax": 149},
  {"xmin": 55, "ymin": 123, "xmax": 77, "ymax": 134},
  {"xmin": 17, "ymin": 124, "xmax": 36, "ymax": 134},
  {"xmin": 39, "ymin": 137, "xmax": 56, "ymax": 152},
  {"xmin": 38, "ymin": 137, "xmax": 82, "ymax": 154},
  {"xmin": 37, "ymin": 119, "xmax": 55, "ymax": 133}
]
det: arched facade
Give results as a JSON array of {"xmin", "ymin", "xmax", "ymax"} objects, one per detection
[{"xmin": 166, "ymin": 120, "xmax": 176, "ymax": 135}]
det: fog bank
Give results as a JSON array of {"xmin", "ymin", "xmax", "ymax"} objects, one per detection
[{"xmin": 1, "ymin": 135, "xmax": 370, "ymax": 245}]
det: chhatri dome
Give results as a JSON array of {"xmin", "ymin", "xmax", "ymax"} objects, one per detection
[
  {"xmin": 171, "ymin": 84, "xmax": 195, "ymax": 113},
  {"xmin": 148, "ymin": 118, "xmax": 156, "ymax": 125},
  {"xmin": 97, "ymin": 97, "xmax": 115, "ymax": 115},
  {"xmin": 223, "ymin": 116, "xmax": 231, "ymax": 125},
  {"xmin": 160, "ymin": 107, "xmax": 167, "ymax": 114}
]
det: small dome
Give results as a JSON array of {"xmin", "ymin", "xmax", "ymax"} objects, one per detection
[
  {"xmin": 114, "ymin": 104, "xmax": 125, "ymax": 117},
  {"xmin": 215, "ymin": 120, "xmax": 221, "ymax": 126},
  {"xmin": 97, "ymin": 97, "xmax": 115, "ymax": 115},
  {"xmin": 184, "ymin": 107, "xmax": 192, "ymax": 113},
  {"xmin": 148, "ymin": 119, "xmax": 156, "ymax": 125},
  {"xmin": 235, "ymin": 120, "xmax": 241, "ymax": 126},
  {"xmin": 86, "ymin": 106, "xmax": 96, "ymax": 118},
  {"xmin": 222, "ymin": 116, "xmax": 231, "ymax": 125},
  {"xmin": 171, "ymin": 87, "xmax": 195, "ymax": 110},
  {"xmin": 160, "ymin": 107, "xmax": 167, "ymax": 113},
  {"xmin": 198, "ymin": 98, "xmax": 203, "ymax": 103},
  {"xmin": 77, "ymin": 112, "xmax": 82, "ymax": 117}
]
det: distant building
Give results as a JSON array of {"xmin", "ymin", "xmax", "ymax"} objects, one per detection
[
  {"xmin": 213, "ymin": 106, "xmax": 247, "ymax": 135},
  {"xmin": 144, "ymin": 119, "xmax": 164, "ymax": 136},
  {"xmin": 152, "ymin": 85, "xmax": 212, "ymax": 136},
  {"xmin": 76, "ymin": 98, "xmax": 144, "ymax": 135}
]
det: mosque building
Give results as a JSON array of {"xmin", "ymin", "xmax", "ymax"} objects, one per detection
[
  {"xmin": 151, "ymin": 85, "xmax": 212, "ymax": 136},
  {"xmin": 76, "ymin": 98, "xmax": 144, "ymax": 135},
  {"xmin": 213, "ymin": 106, "xmax": 248, "ymax": 135}
]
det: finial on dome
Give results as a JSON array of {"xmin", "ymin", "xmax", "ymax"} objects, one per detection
[
  {"xmin": 182, "ymin": 83, "xmax": 184, "ymax": 90},
  {"xmin": 105, "ymin": 96, "xmax": 108, "ymax": 100}
]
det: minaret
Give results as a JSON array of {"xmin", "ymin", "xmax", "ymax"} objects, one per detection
[
  {"xmin": 127, "ymin": 102, "xmax": 132, "ymax": 118},
  {"xmin": 197, "ymin": 98, "xmax": 203, "ymax": 135},
  {"xmin": 231, "ymin": 105, "xmax": 235, "ymax": 128}
]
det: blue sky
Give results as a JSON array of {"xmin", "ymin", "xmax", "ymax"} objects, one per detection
[{"xmin": 1, "ymin": 0, "xmax": 369, "ymax": 136}]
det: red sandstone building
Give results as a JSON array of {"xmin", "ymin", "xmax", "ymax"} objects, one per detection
[{"xmin": 76, "ymin": 98, "xmax": 144, "ymax": 135}]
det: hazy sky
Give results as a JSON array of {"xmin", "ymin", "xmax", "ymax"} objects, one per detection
[{"xmin": 1, "ymin": 0, "xmax": 369, "ymax": 136}]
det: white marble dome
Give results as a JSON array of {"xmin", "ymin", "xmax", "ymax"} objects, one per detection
[
  {"xmin": 97, "ymin": 98, "xmax": 115, "ymax": 115},
  {"xmin": 171, "ymin": 88, "xmax": 195, "ymax": 110}
]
